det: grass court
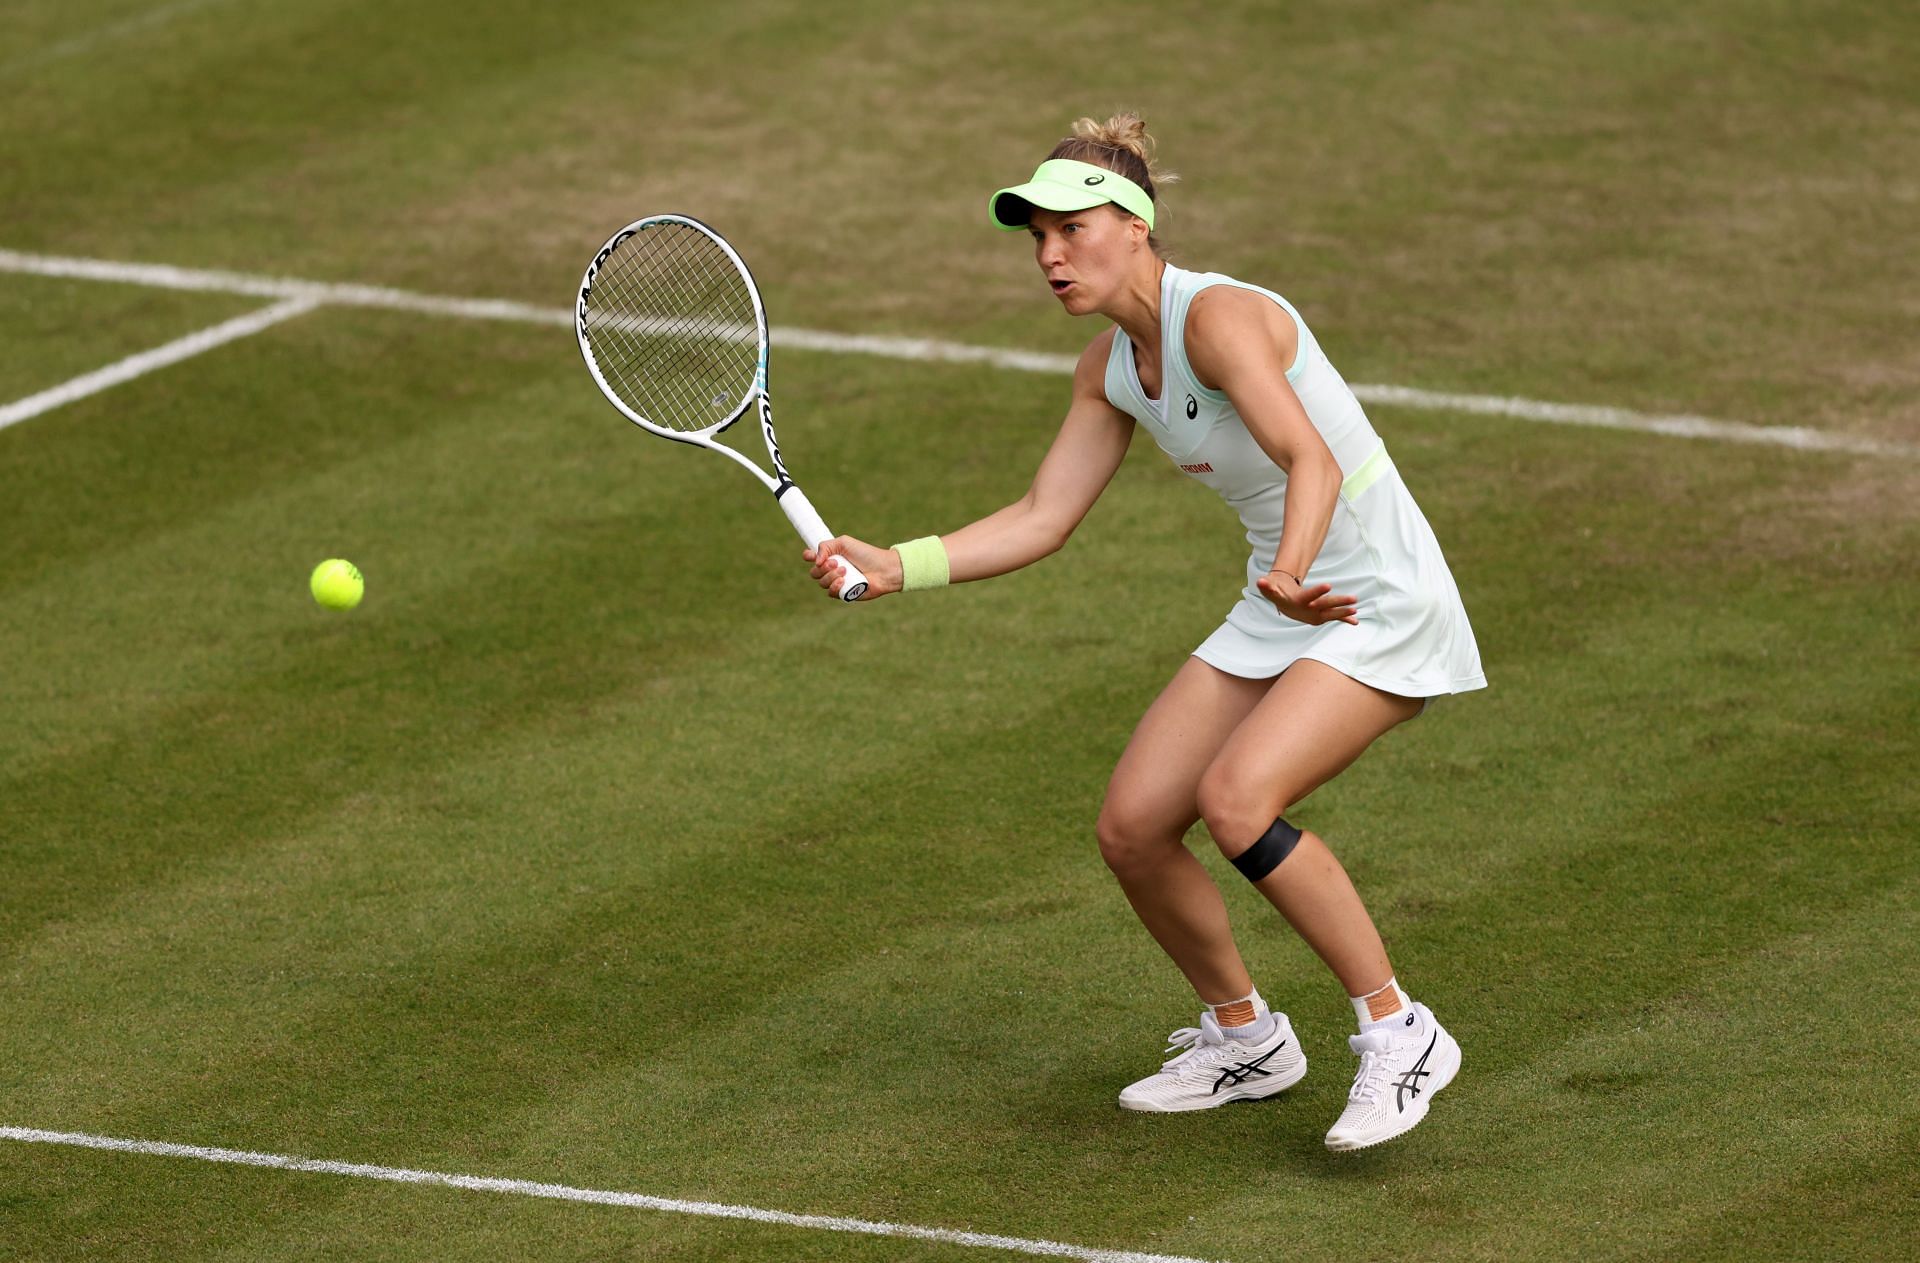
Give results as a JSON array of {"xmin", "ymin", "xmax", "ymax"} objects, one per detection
[{"xmin": 2, "ymin": 2, "xmax": 1915, "ymax": 1260}]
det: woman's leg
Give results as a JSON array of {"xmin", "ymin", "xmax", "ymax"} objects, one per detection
[
  {"xmin": 1192, "ymin": 660, "xmax": 1462, "ymax": 1150},
  {"xmin": 1096, "ymin": 657, "xmax": 1273, "ymax": 1003},
  {"xmin": 1194, "ymin": 660, "xmax": 1424, "ymax": 996}
]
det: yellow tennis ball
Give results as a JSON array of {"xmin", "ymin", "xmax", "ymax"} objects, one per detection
[{"xmin": 310, "ymin": 558, "xmax": 364, "ymax": 610}]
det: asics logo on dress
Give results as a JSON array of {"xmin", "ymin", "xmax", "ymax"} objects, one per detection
[
  {"xmin": 1185, "ymin": 393, "xmax": 1198, "ymax": 420},
  {"xmin": 1393, "ymin": 1032, "xmax": 1438, "ymax": 1112},
  {"xmin": 1212, "ymin": 1042, "xmax": 1287, "ymax": 1093}
]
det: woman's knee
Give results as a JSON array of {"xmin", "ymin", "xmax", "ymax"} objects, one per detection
[
  {"xmin": 1095, "ymin": 799, "xmax": 1182, "ymax": 876},
  {"xmin": 1195, "ymin": 762, "xmax": 1292, "ymax": 855}
]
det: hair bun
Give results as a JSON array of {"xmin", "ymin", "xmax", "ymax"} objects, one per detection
[
  {"xmin": 1071, "ymin": 113, "xmax": 1149, "ymax": 160},
  {"xmin": 1061, "ymin": 112, "xmax": 1179, "ymax": 190}
]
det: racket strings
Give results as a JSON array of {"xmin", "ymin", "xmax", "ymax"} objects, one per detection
[
  {"xmin": 593, "ymin": 237, "xmax": 749, "ymax": 361},
  {"xmin": 591, "ymin": 246, "xmax": 746, "ymax": 430},
  {"xmin": 583, "ymin": 225, "xmax": 760, "ymax": 434},
  {"xmin": 597, "ymin": 245, "xmax": 745, "ymax": 364}
]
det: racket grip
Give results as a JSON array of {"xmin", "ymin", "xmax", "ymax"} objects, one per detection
[{"xmin": 778, "ymin": 486, "xmax": 869, "ymax": 603}]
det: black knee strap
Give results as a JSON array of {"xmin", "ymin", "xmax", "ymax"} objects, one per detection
[{"xmin": 1230, "ymin": 817, "xmax": 1302, "ymax": 883}]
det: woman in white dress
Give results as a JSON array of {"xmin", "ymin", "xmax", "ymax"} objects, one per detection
[{"xmin": 805, "ymin": 113, "xmax": 1484, "ymax": 1151}]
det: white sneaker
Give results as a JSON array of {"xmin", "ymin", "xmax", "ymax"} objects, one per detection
[
  {"xmin": 1117, "ymin": 1011, "xmax": 1307, "ymax": 1112},
  {"xmin": 1324, "ymin": 1003, "xmax": 1461, "ymax": 1151}
]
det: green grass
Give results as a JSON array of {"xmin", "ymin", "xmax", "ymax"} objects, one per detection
[
  {"xmin": 2, "ymin": 2, "xmax": 1916, "ymax": 1261},
  {"xmin": 0, "ymin": 277, "xmax": 263, "ymax": 401}
]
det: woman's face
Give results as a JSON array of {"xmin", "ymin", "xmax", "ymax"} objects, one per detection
[{"xmin": 1028, "ymin": 205, "xmax": 1145, "ymax": 316}]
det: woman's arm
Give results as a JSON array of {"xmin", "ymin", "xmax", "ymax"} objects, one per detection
[
  {"xmin": 805, "ymin": 332, "xmax": 1134, "ymax": 599},
  {"xmin": 1185, "ymin": 288, "xmax": 1358, "ymax": 626}
]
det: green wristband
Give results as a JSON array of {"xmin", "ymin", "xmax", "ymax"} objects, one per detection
[{"xmin": 892, "ymin": 536, "xmax": 950, "ymax": 592}]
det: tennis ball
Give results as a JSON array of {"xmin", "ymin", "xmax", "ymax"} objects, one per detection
[{"xmin": 310, "ymin": 558, "xmax": 364, "ymax": 610}]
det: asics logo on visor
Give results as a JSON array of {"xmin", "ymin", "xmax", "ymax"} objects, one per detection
[{"xmin": 1084, "ymin": 174, "xmax": 1106, "ymax": 185}]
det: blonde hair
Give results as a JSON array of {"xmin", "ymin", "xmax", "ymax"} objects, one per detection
[{"xmin": 1047, "ymin": 112, "xmax": 1178, "ymax": 253}]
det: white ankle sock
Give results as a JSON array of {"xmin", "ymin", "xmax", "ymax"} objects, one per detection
[
  {"xmin": 1210, "ymin": 989, "xmax": 1276, "ymax": 1042},
  {"xmin": 1351, "ymin": 977, "xmax": 1416, "ymax": 1033},
  {"xmin": 1226, "ymin": 1012, "xmax": 1277, "ymax": 1042}
]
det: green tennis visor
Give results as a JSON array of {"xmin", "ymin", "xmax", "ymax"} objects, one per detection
[{"xmin": 989, "ymin": 158, "xmax": 1157, "ymax": 231}]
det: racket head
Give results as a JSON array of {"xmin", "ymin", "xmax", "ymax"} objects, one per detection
[{"xmin": 575, "ymin": 214, "xmax": 768, "ymax": 442}]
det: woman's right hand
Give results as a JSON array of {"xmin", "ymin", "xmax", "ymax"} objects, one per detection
[
  {"xmin": 1255, "ymin": 571, "xmax": 1359, "ymax": 625},
  {"xmin": 803, "ymin": 536, "xmax": 900, "ymax": 600}
]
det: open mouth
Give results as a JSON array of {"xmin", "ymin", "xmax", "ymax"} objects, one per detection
[{"xmin": 1050, "ymin": 279, "xmax": 1074, "ymax": 295}]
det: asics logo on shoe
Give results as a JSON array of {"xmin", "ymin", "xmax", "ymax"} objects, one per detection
[
  {"xmin": 1392, "ymin": 1033, "xmax": 1437, "ymax": 1112},
  {"xmin": 1405, "ymin": 1013, "xmax": 1416, "ymax": 1027},
  {"xmin": 1212, "ymin": 1042, "xmax": 1288, "ymax": 1093}
]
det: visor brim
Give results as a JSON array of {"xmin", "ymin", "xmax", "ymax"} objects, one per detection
[
  {"xmin": 989, "ymin": 183, "xmax": 1120, "ymax": 231},
  {"xmin": 998, "ymin": 182, "xmax": 1128, "ymax": 228}
]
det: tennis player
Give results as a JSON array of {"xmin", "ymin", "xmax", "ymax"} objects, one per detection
[{"xmin": 804, "ymin": 113, "xmax": 1485, "ymax": 1151}]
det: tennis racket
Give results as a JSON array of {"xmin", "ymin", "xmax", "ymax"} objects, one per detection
[{"xmin": 575, "ymin": 213, "xmax": 869, "ymax": 602}]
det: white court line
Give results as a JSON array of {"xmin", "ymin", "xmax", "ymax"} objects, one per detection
[
  {"xmin": 0, "ymin": 0, "xmax": 234, "ymax": 79},
  {"xmin": 1, "ymin": 247, "xmax": 1910, "ymax": 458},
  {"xmin": 0, "ymin": 296, "xmax": 321, "ymax": 432},
  {"xmin": 0, "ymin": 1126, "xmax": 1219, "ymax": 1263}
]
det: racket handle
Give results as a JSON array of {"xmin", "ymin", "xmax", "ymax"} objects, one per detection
[{"xmin": 778, "ymin": 486, "xmax": 869, "ymax": 603}]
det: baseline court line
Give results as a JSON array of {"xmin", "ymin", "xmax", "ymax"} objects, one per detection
[
  {"xmin": 0, "ymin": 297, "xmax": 321, "ymax": 432},
  {"xmin": 1, "ymin": 248, "xmax": 1909, "ymax": 458},
  {"xmin": 0, "ymin": 1126, "xmax": 1220, "ymax": 1263}
]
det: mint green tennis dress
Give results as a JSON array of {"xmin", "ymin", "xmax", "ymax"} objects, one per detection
[{"xmin": 1103, "ymin": 264, "xmax": 1486, "ymax": 698}]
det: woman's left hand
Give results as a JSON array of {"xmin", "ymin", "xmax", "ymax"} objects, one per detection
[{"xmin": 1256, "ymin": 570, "xmax": 1359, "ymax": 626}]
